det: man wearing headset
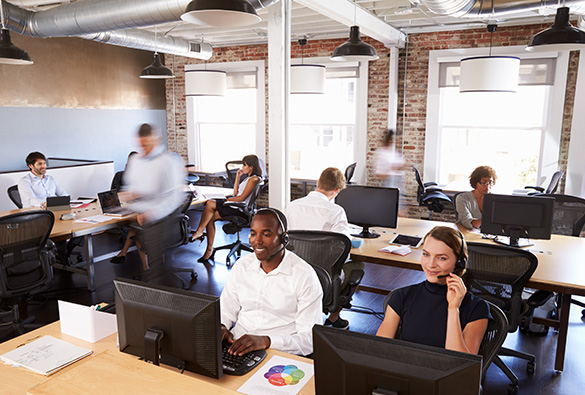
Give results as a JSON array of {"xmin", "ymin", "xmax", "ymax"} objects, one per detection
[{"xmin": 220, "ymin": 208, "xmax": 323, "ymax": 357}]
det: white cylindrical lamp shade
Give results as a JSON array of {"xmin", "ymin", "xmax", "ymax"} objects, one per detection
[
  {"xmin": 291, "ymin": 64, "xmax": 326, "ymax": 94},
  {"xmin": 459, "ymin": 56, "xmax": 520, "ymax": 93},
  {"xmin": 185, "ymin": 70, "xmax": 227, "ymax": 96}
]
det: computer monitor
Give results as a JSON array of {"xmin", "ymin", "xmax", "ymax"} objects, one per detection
[
  {"xmin": 113, "ymin": 278, "xmax": 223, "ymax": 379},
  {"xmin": 313, "ymin": 325, "xmax": 482, "ymax": 395},
  {"xmin": 481, "ymin": 193, "xmax": 554, "ymax": 248},
  {"xmin": 335, "ymin": 185, "xmax": 399, "ymax": 238}
]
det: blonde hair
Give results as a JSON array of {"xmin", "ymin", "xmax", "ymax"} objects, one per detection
[{"xmin": 317, "ymin": 167, "xmax": 346, "ymax": 191}]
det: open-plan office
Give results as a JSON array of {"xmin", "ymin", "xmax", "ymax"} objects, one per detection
[{"xmin": 2, "ymin": 1, "xmax": 585, "ymax": 394}]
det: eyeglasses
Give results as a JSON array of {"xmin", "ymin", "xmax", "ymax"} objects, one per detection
[{"xmin": 478, "ymin": 180, "xmax": 495, "ymax": 187}]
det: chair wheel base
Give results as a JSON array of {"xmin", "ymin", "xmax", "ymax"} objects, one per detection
[
  {"xmin": 507, "ymin": 384, "xmax": 519, "ymax": 395},
  {"xmin": 527, "ymin": 361, "xmax": 535, "ymax": 374}
]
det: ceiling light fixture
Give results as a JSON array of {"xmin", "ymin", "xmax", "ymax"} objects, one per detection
[
  {"xmin": 459, "ymin": 24, "xmax": 520, "ymax": 93},
  {"xmin": 526, "ymin": 6, "xmax": 585, "ymax": 52},
  {"xmin": 140, "ymin": 27, "xmax": 175, "ymax": 79},
  {"xmin": 291, "ymin": 38, "xmax": 326, "ymax": 94},
  {"xmin": 331, "ymin": 1, "xmax": 378, "ymax": 62},
  {"xmin": 0, "ymin": 0, "xmax": 33, "ymax": 65},
  {"xmin": 181, "ymin": 0, "xmax": 261, "ymax": 27}
]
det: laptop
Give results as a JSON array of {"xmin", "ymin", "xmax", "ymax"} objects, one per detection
[
  {"xmin": 97, "ymin": 190, "xmax": 133, "ymax": 217},
  {"xmin": 46, "ymin": 196, "xmax": 71, "ymax": 212}
]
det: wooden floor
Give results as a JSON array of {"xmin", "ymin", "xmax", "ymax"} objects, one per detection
[{"xmin": 16, "ymin": 209, "xmax": 585, "ymax": 394}]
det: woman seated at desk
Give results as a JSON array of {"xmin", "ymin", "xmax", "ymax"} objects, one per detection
[
  {"xmin": 376, "ymin": 226, "xmax": 490, "ymax": 354},
  {"xmin": 189, "ymin": 154, "xmax": 263, "ymax": 263},
  {"xmin": 456, "ymin": 165, "xmax": 497, "ymax": 230}
]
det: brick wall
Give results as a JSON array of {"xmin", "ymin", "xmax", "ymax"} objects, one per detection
[{"xmin": 164, "ymin": 24, "xmax": 579, "ymax": 218}]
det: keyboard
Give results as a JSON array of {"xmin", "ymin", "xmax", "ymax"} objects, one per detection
[{"xmin": 222, "ymin": 343, "xmax": 266, "ymax": 376}]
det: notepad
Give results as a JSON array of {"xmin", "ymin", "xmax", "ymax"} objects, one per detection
[
  {"xmin": 379, "ymin": 245, "xmax": 412, "ymax": 256},
  {"xmin": 0, "ymin": 335, "xmax": 92, "ymax": 376}
]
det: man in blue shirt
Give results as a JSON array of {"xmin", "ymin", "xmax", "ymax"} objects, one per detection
[{"xmin": 18, "ymin": 152, "xmax": 68, "ymax": 208}]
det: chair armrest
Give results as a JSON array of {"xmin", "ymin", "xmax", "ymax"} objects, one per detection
[
  {"xmin": 524, "ymin": 185, "xmax": 544, "ymax": 192},
  {"xmin": 347, "ymin": 269, "xmax": 364, "ymax": 288},
  {"xmin": 526, "ymin": 290, "xmax": 554, "ymax": 308},
  {"xmin": 423, "ymin": 182, "xmax": 438, "ymax": 188},
  {"xmin": 223, "ymin": 201, "xmax": 245, "ymax": 209}
]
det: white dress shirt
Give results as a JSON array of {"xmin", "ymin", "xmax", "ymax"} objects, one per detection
[
  {"xmin": 123, "ymin": 145, "xmax": 185, "ymax": 222},
  {"xmin": 18, "ymin": 172, "xmax": 68, "ymax": 208},
  {"xmin": 220, "ymin": 250, "xmax": 323, "ymax": 356},
  {"xmin": 286, "ymin": 191, "xmax": 350, "ymax": 236}
]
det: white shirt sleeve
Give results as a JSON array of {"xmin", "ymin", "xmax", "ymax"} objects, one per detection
[{"xmin": 18, "ymin": 175, "xmax": 44, "ymax": 208}]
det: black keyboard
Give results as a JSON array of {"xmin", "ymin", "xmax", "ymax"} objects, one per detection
[{"xmin": 222, "ymin": 343, "xmax": 266, "ymax": 375}]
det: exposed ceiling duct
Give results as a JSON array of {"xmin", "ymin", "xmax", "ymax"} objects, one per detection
[
  {"xmin": 1, "ymin": 0, "xmax": 277, "ymax": 59},
  {"xmin": 421, "ymin": 0, "xmax": 585, "ymax": 19}
]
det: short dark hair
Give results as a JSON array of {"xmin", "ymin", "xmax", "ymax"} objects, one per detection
[
  {"xmin": 317, "ymin": 167, "xmax": 346, "ymax": 191},
  {"xmin": 242, "ymin": 154, "xmax": 263, "ymax": 177},
  {"xmin": 25, "ymin": 152, "xmax": 46, "ymax": 168},
  {"xmin": 469, "ymin": 166, "xmax": 497, "ymax": 189},
  {"xmin": 382, "ymin": 129, "xmax": 395, "ymax": 147},
  {"xmin": 254, "ymin": 208, "xmax": 288, "ymax": 233},
  {"xmin": 138, "ymin": 123, "xmax": 154, "ymax": 137}
]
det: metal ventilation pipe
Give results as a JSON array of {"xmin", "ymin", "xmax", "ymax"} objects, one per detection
[
  {"xmin": 421, "ymin": 0, "xmax": 585, "ymax": 18},
  {"xmin": 2, "ymin": 0, "xmax": 277, "ymax": 58}
]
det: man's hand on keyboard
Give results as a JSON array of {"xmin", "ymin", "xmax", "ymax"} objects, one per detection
[{"xmin": 227, "ymin": 334, "xmax": 271, "ymax": 356}]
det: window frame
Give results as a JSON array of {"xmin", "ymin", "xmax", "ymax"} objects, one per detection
[{"xmin": 424, "ymin": 46, "xmax": 569, "ymax": 187}]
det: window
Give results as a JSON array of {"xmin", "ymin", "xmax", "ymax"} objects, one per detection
[
  {"xmin": 289, "ymin": 62, "xmax": 367, "ymax": 180},
  {"xmin": 186, "ymin": 61, "xmax": 265, "ymax": 171},
  {"xmin": 425, "ymin": 48, "xmax": 569, "ymax": 192}
]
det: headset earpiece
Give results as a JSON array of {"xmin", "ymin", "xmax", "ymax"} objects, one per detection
[
  {"xmin": 455, "ymin": 230, "xmax": 467, "ymax": 273},
  {"xmin": 256, "ymin": 208, "xmax": 288, "ymax": 247}
]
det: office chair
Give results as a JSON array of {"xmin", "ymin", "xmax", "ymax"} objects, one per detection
[
  {"xmin": 132, "ymin": 192, "xmax": 197, "ymax": 289},
  {"xmin": 452, "ymin": 191, "xmax": 466, "ymax": 222},
  {"xmin": 110, "ymin": 171, "xmax": 124, "ymax": 191},
  {"xmin": 287, "ymin": 230, "xmax": 364, "ymax": 315},
  {"xmin": 344, "ymin": 162, "xmax": 357, "ymax": 184},
  {"xmin": 464, "ymin": 242, "xmax": 539, "ymax": 395},
  {"xmin": 525, "ymin": 170, "xmax": 564, "ymax": 195},
  {"xmin": 211, "ymin": 181, "xmax": 264, "ymax": 267},
  {"xmin": 0, "ymin": 210, "xmax": 55, "ymax": 342},
  {"xmin": 220, "ymin": 160, "xmax": 245, "ymax": 188},
  {"xmin": 7, "ymin": 185, "xmax": 23, "ymax": 209},
  {"xmin": 184, "ymin": 164, "xmax": 200, "ymax": 185},
  {"xmin": 381, "ymin": 291, "xmax": 508, "ymax": 385},
  {"xmin": 412, "ymin": 166, "xmax": 451, "ymax": 220}
]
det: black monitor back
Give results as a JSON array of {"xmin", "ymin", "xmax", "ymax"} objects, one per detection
[
  {"xmin": 114, "ymin": 278, "xmax": 223, "ymax": 379},
  {"xmin": 313, "ymin": 325, "xmax": 482, "ymax": 395}
]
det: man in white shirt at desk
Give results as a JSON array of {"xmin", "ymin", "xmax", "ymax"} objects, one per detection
[
  {"xmin": 18, "ymin": 151, "xmax": 68, "ymax": 208},
  {"xmin": 286, "ymin": 167, "xmax": 364, "ymax": 330},
  {"xmin": 220, "ymin": 208, "xmax": 322, "ymax": 357}
]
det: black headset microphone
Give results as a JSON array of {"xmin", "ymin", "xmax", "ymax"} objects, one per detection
[{"xmin": 255, "ymin": 208, "xmax": 289, "ymax": 261}]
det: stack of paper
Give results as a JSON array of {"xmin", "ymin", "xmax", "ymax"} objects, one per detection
[
  {"xmin": 379, "ymin": 244, "xmax": 412, "ymax": 256},
  {"xmin": 0, "ymin": 335, "xmax": 92, "ymax": 376}
]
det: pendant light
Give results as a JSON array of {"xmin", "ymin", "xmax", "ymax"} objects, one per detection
[
  {"xmin": 526, "ymin": 6, "xmax": 585, "ymax": 52},
  {"xmin": 0, "ymin": 0, "xmax": 33, "ymax": 65},
  {"xmin": 291, "ymin": 38, "xmax": 326, "ymax": 94},
  {"xmin": 140, "ymin": 27, "xmax": 174, "ymax": 79},
  {"xmin": 181, "ymin": 0, "xmax": 261, "ymax": 27},
  {"xmin": 459, "ymin": 24, "xmax": 520, "ymax": 93},
  {"xmin": 331, "ymin": 1, "xmax": 378, "ymax": 62}
]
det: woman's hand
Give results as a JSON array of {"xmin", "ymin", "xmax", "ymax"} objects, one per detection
[
  {"xmin": 446, "ymin": 273, "xmax": 466, "ymax": 309},
  {"xmin": 236, "ymin": 168, "xmax": 245, "ymax": 178}
]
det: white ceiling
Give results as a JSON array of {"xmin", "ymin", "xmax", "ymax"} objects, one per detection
[{"xmin": 11, "ymin": 0, "xmax": 574, "ymax": 48}]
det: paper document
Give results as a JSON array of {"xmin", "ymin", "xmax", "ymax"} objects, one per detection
[
  {"xmin": 0, "ymin": 335, "xmax": 92, "ymax": 376},
  {"xmin": 379, "ymin": 244, "xmax": 412, "ymax": 256},
  {"xmin": 238, "ymin": 355, "xmax": 314, "ymax": 395}
]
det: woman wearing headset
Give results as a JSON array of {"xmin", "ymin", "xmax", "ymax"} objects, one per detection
[{"xmin": 377, "ymin": 226, "xmax": 491, "ymax": 354}]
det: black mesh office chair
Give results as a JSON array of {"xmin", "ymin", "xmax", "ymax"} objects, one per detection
[
  {"xmin": 412, "ymin": 166, "xmax": 451, "ymax": 219},
  {"xmin": 133, "ymin": 192, "xmax": 197, "ymax": 289},
  {"xmin": 344, "ymin": 162, "xmax": 357, "ymax": 185},
  {"xmin": 452, "ymin": 191, "xmax": 466, "ymax": 222},
  {"xmin": 7, "ymin": 185, "xmax": 22, "ymax": 209},
  {"xmin": 381, "ymin": 291, "xmax": 508, "ymax": 385},
  {"xmin": 287, "ymin": 230, "xmax": 364, "ymax": 315},
  {"xmin": 220, "ymin": 160, "xmax": 244, "ymax": 188},
  {"xmin": 464, "ymin": 242, "xmax": 538, "ymax": 395},
  {"xmin": 0, "ymin": 210, "xmax": 54, "ymax": 342},
  {"xmin": 211, "ymin": 181, "xmax": 264, "ymax": 267},
  {"xmin": 525, "ymin": 170, "xmax": 564, "ymax": 195}
]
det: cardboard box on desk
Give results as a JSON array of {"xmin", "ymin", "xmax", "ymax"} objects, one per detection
[{"xmin": 58, "ymin": 300, "xmax": 118, "ymax": 343}]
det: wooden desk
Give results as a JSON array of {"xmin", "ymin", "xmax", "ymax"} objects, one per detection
[
  {"xmin": 350, "ymin": 217, "xmax": 585, "ymax": 372},
  {"xmin": 0, "ymin": 322, "xmax": 315, "ymax": 395}
]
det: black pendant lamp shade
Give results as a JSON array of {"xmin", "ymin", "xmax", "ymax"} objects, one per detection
[
  {"xmin": 0, "ymin": 28, "xmax": 33, "ymax": 65},
  {"xmin": 181, "ymin": 0, "xmax": 261, "ymax": 27},
  {"xmin": 526, "ymin": 7, "xmax": 585, "ymax": 51},
  {"xmin": 140, "ymin": 53, "xmax": 175, "ymax": 79},
  {"xmin": 331, "ymin": 26, "xmax": 379, "ymax": 61}
]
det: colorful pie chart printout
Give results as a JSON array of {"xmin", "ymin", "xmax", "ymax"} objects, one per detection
[{"xmin": 264, "ymin": 364, "xmax": 306, "ymax": 386}]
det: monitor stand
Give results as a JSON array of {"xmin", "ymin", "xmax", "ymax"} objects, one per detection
[
  {"xmin": 493, "ymin": 236, "xmax": 534, "ymax": 248},
  {"xmin": 351, "ymin": 226, "xmax": 380, "ymax": 239}
]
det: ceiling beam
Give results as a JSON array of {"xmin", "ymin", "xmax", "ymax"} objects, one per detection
[{"xmin": 295, "ymin": 0, "xmax": 406, "ymax": 47}]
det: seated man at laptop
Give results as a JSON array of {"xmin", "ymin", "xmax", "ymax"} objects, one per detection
[
  {"xmin": 221, "ymin": 209, "xmax": 322, "ymax": 357},
  {"xmin": 286, "ymin": 167, "xmax": 364, "ymax": 330},
  {"xmin": 18, "ymin": 151, "xmax": 68, "ymax": 208}
]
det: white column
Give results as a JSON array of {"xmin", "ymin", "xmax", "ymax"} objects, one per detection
[{"xmin": 267, "ymin": 0, "xmax": 291, "ymax": 210}]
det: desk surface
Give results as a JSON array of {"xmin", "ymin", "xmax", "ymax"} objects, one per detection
[
  {"xmin": 0, "ymin": 321, "xmax": 315, "ymax": 395},
  {"xmin": 350, "ymin": 217, "xmax": 585, "ymax": 296}
]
